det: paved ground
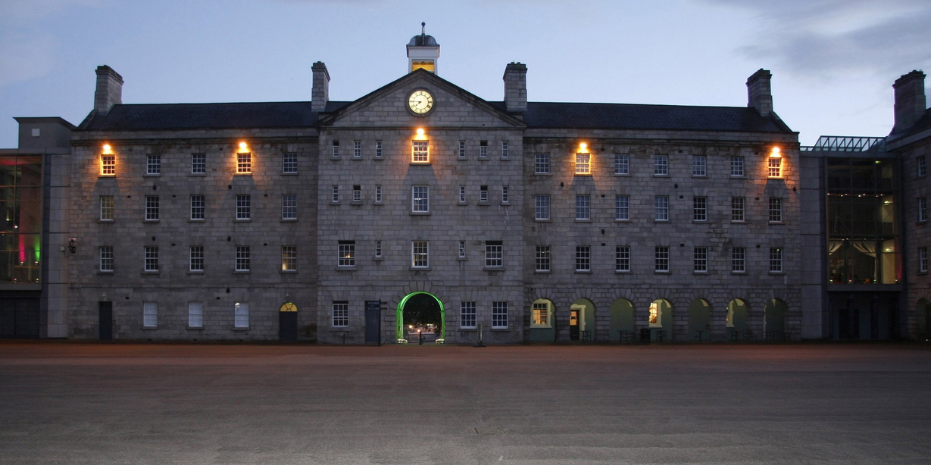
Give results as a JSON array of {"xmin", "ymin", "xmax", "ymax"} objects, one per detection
[{"xmin": 1, "ymin": 342, "xmax": 930, "ymax": 465}]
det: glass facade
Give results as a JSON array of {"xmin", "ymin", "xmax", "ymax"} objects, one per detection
[
  {"xmin": 0, "ymin": 155, "xmax": 42, "ymax": 284},
  {"xmin": 826, "ymin": 158, "xmax": 900, "ymax": 285}
]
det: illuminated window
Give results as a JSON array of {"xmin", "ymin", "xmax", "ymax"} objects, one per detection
[
  {"xmin": 485, "ymin": 241, "xmax": 503, "ymax": 268},
  {"xmin": 768, "ymin": 156, "xmax": 782, "ymax": 178},
  {"xmin": 332, "ymin": 302, "xmax": 348, "ymax": 328},
  {"xmin": 460, "ymin": 302, "xmax": 476, "ymax": 329},
  {"xmin": 694, "ymin": 247, "xmax": 707, "ymax": 272},
  {"xmin": 655, "ymin": 246, "xmax": 669, "ymax": 272},
  {"xmin": 235, "ymin": 246, "xmax": 250, "ymax": 272},
  {"xmin": 480, "ymin": 141, "xmax": 488, "ymax": 158},
  {"xmin": 146, "ymin": 155, "xmax": 161, "ymax": 175},
  {"xmin": 99, "ymin": 246, "xmax": 114, "ymax": 272},
  {"xmin": 575, "ymin": 246, "xmax": 591, "ymax": 272},
  {"xmin": 375, "ymin": 185, "xmax": 383, "ymax": 204},
  {"xmin": 616, "ymin": 246, "xmax": 630, "ymax": 272},
  {"xmin": 144, "ymin": 246, "xmax": 159, "ymax": 272},
  {"xmin": 501, "ymin": 141, "xmax": 509, "ymax": 159},
  {"xmin": 693, "ymin": 196, "xmax": 707, "ymax": 222},
  {"xmin": 731, "ymin": 197, "xmax": 745, "ymax": 222},
  {"xmin": 100, "ymin": 195, "xmax": 114, "ymax": 221},
  {"xmin": 458, "ymin": 140, "xmax": 466, "ymax": 158},
  {"xmin": 375, "ymin": 141, "xmax": 383, "ymax": 159},
  {"xmin": 192, "ymin": 153, "xmax": 206, "ymax": 174},
  {"xmin": 919, "ymin": 197, "xmax": 928, "ymax": 223},
  {"xmin": 576, "ymin": 195, "xmax": 590, "ymax": 220},
  {"xmin": 412, "ymin": 186, "xmax": 429, "ymax": 212},
  {"xmin": 535, "ymin": 153, "xmax": 550, "ymax": 174},
  {"xmin": 412, "ymin": 241, "xmax": 429, "ymax": 268},
  {"xmin": 236, "ymin": 195, "xmax": 251, "ymax": 220},
  {"xmin": 338, "ymin": 241, "xmax": 355, "ymax": 267},
  {"xmin": 101, "ymin": 154, "xmax": 115, "ymax": 176},
  {"xmin": 353, "ymin": 140, "xmax": 361, "ymax": 158},
  {"xmin": 492, "ymin": 301, "xmax": 508, "ymax": 329},
  {"xmin": 143, "ymin": 302, "xmax": 157, "ymax": 327},
  {"xmin": 920, "ymin": 247, "xmax": 928, "ymax": 273},
  {"xmin": 536, "ymin": 246, "xmax": 550, "ymax": 272},
  {"xmin": 412, "ymin": 141, "xmax": 429, "ymax": 163},
  {"xmin": 282, "ymin": 246, "xmax": 297, "ymax": 271},
  {"xmin": 654, "ymin": 155, "xmax": 668, "ymax": 176},
  {"xmin": 234, "ymin": 302, "xmax": 249, "ymax": 328},
  {"xmin": 648, "ymin": 302, "xmax": 662, "ymax": 328},
  {"xmin": 614, "ymin": 154, "xmax": 629, "ymax": 175},
  {"xmin": 535, "ymin": 195, "xmax": 550, "ymax": 221},
  {"xmin": 375, "ymin": 240, "xmax": 382, "ymax": 259},
  {"xmin": 352, "ymin": 185, "xmax": 361, "ymax": 203},
  {"xmin": 732, "ymin": 247, "xmax": 746, "ymax": 273},
  {"xmin": 282, "ymin": 194, "xmax": 297, "ymax": 220},
  {"xmin": 502, "ymin": 186, "xmax": 509, "ymax": 204},
  {"xmin": 190, "ymin": 195, "xmax": 205, "ymax": 220},
  {"xmin": 575, "ymin": 153, "xmax": 591, "ymax": 175},
  {"xmin": 730, "ymin": 156, "xmax": 744, "ymax": 177},
  {"xmin": 190, "ymin": 246, "xmax": 204, "ymax": 271},
  {"xmin": 531, "ymin": 300, "xmax": 552, "ymax": 328},
  {"xmin": 188, "ymin": 302, "xmax": 203, "ymax": 328},
  {"xmin": 145, "ymin": 196, "xmax": 159, "ymax": 221},
  {"xmin": 615, "ymin": 195, "xmax": 629, "ymax": 221},
  {"xmin": 331, "ymin": 140, "xmax": 339, "ymax": 158},
  {"xmin": 480, "ymin": 186, "xmax": 488, "ymax": 203},
  {"xmin": 237, "ymin": 152, "xmax": 252, "ymax": 174},
  {"xmin": 769, "ymin": 247, "xmax": 783, "ymax": 273},
  {"xmin": 459, "ymin": 241, "xmax": 466, "ymax": 259},
  {"xmin": 769, "ymin": 198, "xmax": 783, "ymax": 223},
  {"xmin": 282, "ymin": 153, "xmax": 297, "ymax": 174},
  {"xmin": 693, "ymin": 155, "xmax": 706, "ymax": 177},
  {"xmin": 654, "ymin": 196, "xmax": 669, "ymax": 221}
]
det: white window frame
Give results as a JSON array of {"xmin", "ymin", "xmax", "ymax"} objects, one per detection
[
  {"xmin": 730, "ymin": 156, "xmax": 745, "ymax": 177},
  {"xmin": 190, "ymin": 195, "xmax": 205, "ymax": 220},
  {"xmin": 769, "ymin": 247, "xmax": 783, "ymax": 273},
  {"xmin": 234, "ymin": 302, "xmax": 249, "ymax": 329},
  {"xmin": 282, "ymin": 152, "xmax": 297, "ymax": 174},
  {"xmin": 191, "ymin": 153, "xmax": 206, "ymax": 174},
  {"xmin": 99, "ymin": 246, "xmax": 114, "ymax": 272},
  {"xmin": 459, "ymin": 186, "xmax": 466, "ymax": 204},
  {"xmin": 535, "ymin": 153, "xmax": 550, "ymax": 174},
  {"xmin": 492, "ymin": 302, "xmax": 508, "ymax": 329},
  {"xmin": 375, "ymin": 185, "xmax": 383, "ymax": 204},
  {"xmin": 145, "ymin": 195, "xmax": 159, "ymax": 221},
  {"xmin": 575, "ymin": 152, "xmax": 591, "ymax": 175},
  {"xmin": 143, "ymin": 302, "xmax": 157, "ymax": 328},
  {"xmin": 458, "ymin": 140, "xmax": 466, "ymax": 158},
  {"xmin": 501, "ymin": 185, "xmax": 509, "ymax": 204},
  {"xmin": 732, "ymin": 247, "xmax": 746, "ymax": 273},
  {"xmin": 100, "ymin": 195, "xmax": 114, "ymax": 221},
  {"xmin": 693, "ymin": 196, "xmax": 707, "ymax": 222},
  {"xmin": 188, "ymin": 302, "xmax": 203, "ymax": 328},
  {"xmin": 479, "ymin": 141, "xmax": 488, "ymax": 158},
  {"xmin": 535, "ymin": 195, "xmax": 550, "ymax": 221},
  {"xmin": 332, "ymin": 302, "xmax": 348, "ymax": 327},
  {"xmin": 768, "ymin": 156, "xmax": 782, "ymax": 178},
  {"xmin": 920, "ymin": 197, "xmax": 928, "ymax": 223},
  {"xmin": 501, "ymin": 140, "xmax": 509, "ymax": 159},
  {"xmin": 731, "ymin": 197, "xmax": 745, "ymax": 222},
  {"xmin": 236, "ymin": 194, "xmax": 251, "ymax": 220},
  {"xmin": 485, "ymin": 241, "xmax": 503, "ymax": 268},
  {"xmin": 655, "ymin": 246, "xmax": 670, "ymax": 273},
  {"xmin": 281, "ymin": 246, "xmax": 297, "ymax": 271},
  {"xmin": 480, "ymin": 186, "xmax": 488, "ymax": 203},
  {"xmin": 375, "ymin": 140, "xmax": 382, "ymax": 159},
  {"xmin": 531, "ymin": 300, "xmax": 553, "ymax": 328},
  {"xmin": 146, "ymin": 154, "xmax": 160, "ymax": 175},
  {"xmin": 353, "ymin": 140, "xmax": 362, "ymax": 158},
  {"xmin": 332, "ymin": 185, "xmax": 339, "ymax": 203},
  {"xmin": 338, "ymin": 241, "xmax": 355, "ymax": 267},
  {"xmin": 535, "ymin": 245, "xmax": 550, "ymax": 272},
  {"xmin": 654, "ymin": 155, "xmax": 669, "ymax": 176},
  {"xmin": 919, "ymin": 156, "xmax": 927, "ymax": 178},
  {"xmin": 655, "ymin": 195, "xmax": 669, "ymax": 221},
  {"xmin": 411, "ymin": 240, "xmax": 429, "ymax": 268},
  {"xmin": 235, "ymin": 246, "xmax": 250, "ymax": 272},
  {"xmin": 615, "ymin": 246, "xmax": 630, "ymax": 272},
  {"xmin": 460, "ymin": 302, "xmax": 476, "ymax": 329},
  {"xmin": 375, "ymin": 240, "xmax": 382, "ymax": 259},
  {"xmin": 694, "ymin": 246, "xmax": 707, "ymax": 273},
  {"xmin": 615, "ymin": 195, "xmax": 629, "ymax": 221},
  {"xmin": 576, "ymin": 195, "xmax": 590, "ymax": 221},
  {"xmin": 101, "ymin": 154, "xmax": 115, "ymax": 176},
  {"xmin": 352, "ymin": 185, "xmax": 361, "ymax": 203},
  {"xmin": 614, "ymin": 153, "xmax": 629, "ymax": 175},
  {"xmin": 920, "ymin": 247, "xmax": 929, "ymax": 273},
  {"xmin": 770, "ymin": 198, "xmax": 783, "ymax": 223},
  {"xmin": 575, "ymin": 246, "xmax": 591, "ymax": 272},
  {"xmin": 331, "ymin": 140, "xmax": 339, "ymax": 158},
  {"xmin": 237, "ymin": 152, "xmax": 252, "ymax": 174},
  {"xmin": 412, "ymin": 140, "xmax": 429, "ymax": 163},
  {"xmin": 459, "ymin": 240, "xmax": 466, "ymax": 259},
  {"xmin": 412, "ymin": 186, "xmax": 429, "ymax": 213},
  {"xmin": 282, "ymin": 194, "xmax": 297, "ymax": 220},
  {"xmin": 189, "ymin": 246, "xmax": 204, "ymax": 272},
  {"xmin": 144, "ymin": 246, "xmax": 159, "ymax": 272},
  {"xmin": 692, "ymin": 155, "xmax": 707, "ymax": 177}
]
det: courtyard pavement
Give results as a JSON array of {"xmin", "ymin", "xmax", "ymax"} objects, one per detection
[{"xmin": 1, "ymin": 341, "xmax": 930, "ymax": 464}]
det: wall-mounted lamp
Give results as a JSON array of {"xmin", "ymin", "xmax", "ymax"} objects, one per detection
[
  {"xmin": 578, "ymin": 142, "xmax": 589, "ymax": 153},
  {"xmin": 68, "ymin": 238, "xmax": 76, "ymax": 254},
  {"xmin": 770, "ymin": 146, "xmax": 781, "ymax": 158},
  {"xmin": 238, "ymin": 141, "xmax": 249, "ymax": 152},
  {"xmin": 102, "ymin": 144, "xmax": 113, "ymax": 154}
]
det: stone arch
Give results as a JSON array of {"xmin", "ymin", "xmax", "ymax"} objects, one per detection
[
  {"xmin": 609, "ymin": 298, "xmax": 635, "ymax": 342},
  {"xmin": 529, "ymin": 298, "xmax": 556, "ymax": 342},
  {"xmin": 569, "ymin": 298, "xmax": 596, "ymax": 341},
  {"xmin": 395, "ymin": 291, "xmax": 446, "ymax": 342},
  {"xmin": 726, "ymin": 298, "xmax": 750, "ymax": 341},
  {"xmin": 763, "ymin": 298, "xmax": 788, "ymax": 340},
  {"xmin": 687, "ymin": 298, "xmax": 712, "ymax": 341},
  {"xmin": 648, "ymin": 298, "xmax": 673, "ymax": 342}
]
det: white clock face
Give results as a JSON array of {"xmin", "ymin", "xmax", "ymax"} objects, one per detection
[{"xmin": 408, "ymin": 90, "xmax": 434, "ymax": 114}]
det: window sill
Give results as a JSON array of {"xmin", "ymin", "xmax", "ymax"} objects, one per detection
[
  {"xmin": 478, "ymin": 201, "xmax": 489, "ymax": 206},
  {"xmin": 615, "ymin": 270, "xmax": 630, "ymax": 274},
  {"xmin": 373, "ymin": 257, "xmax": 383, "ymax": 261},
  {"xmin": 575, "ymin": 219, "xmax": 591, "ymax": 223},
  {"xmin": 410, "ymin": 212, "xmax": 431, "ymax": 216},
  {"xmin": 654, "ymin": 219, "xmax": 669, "ymax": 223},
  {"xmin": 234, "ymin": 218, "xmax": 252, "ymax": 223},
  {"xmin": 769, "ymin": 221, "xmax": 785, "ymax": 225},
  {"xmin": 530, "ymin": 325, "xmax": 552, "ymax": 330},
  {"xmin": 535, "ymin": 219, "xmax": 551, "ymax": 222},
  {"xmin": 143, "ymin": 220, "xmax": 160, "ymax": 223},
  {"xmin": 459, "ymin": 327, "xmax": 478, "ymax": 331},
  {"xmin": 232, "ymin": 327, "xmax": 250, "ymax": 332},
  {"xmin": 374, "ymin": 157, "xmax": 383, "ymax": 161},
  {"xmin": 329, "ymin": 327, "xmax": 350, "ymax": 331},
  {"xmin": 614, "ymin": 173, "xmax": 630, "ymax": 177},
  {"xmin": 458, "ymin": 257, "xmax": 467, "ymax": 261},
  {"xmin": 351, "ymin": 156, "xmax": 362, "ymax": 161},
  {"xmin": 234, "ymin": 173, "xmax": 253, "ymax": 176},
  {"xmin": 410, "ymin": 267, "xmax": 431, "ymax": 271},
  {"xmin": 693, "ymin": 220, "xmax": 708, "ymax": 224},
  {"xmin": 535, "ymin": 172, "xmax": 552, "ymax": 176},
  {"xmin": 281, "ymin": 218, "xmax": 297, "ymax": 222},
  {"xmin": 730, "ymin": 175, "xmax": 745, "ymax": 179},
  {"xmin": 730, "ymin": 221, "xmax": 746, "ymax": 224},
  {"xmin": 330, "ymin": 156, "xmax": 340, "ymax": 160},
  {"xmin": 98, "ymin": 271, "xmax": 114, "ymax": 275},
  {"xmin": 501, "ymin": 202, "xmax": 510, "ymax": 206},
  {"xmin": 483, "ymin": 267, "xmax": 505, "ymax": 272},
  {"xmin": 142, "ymin": 271, "xmax": 160, "ymax": 275},
  {"xmin": 410, "ymin": 162, "xmax": 431, "ymax": 166},
  {"xmin": 350, "ymin": 201, "xmax": 362, "ymax": 206},
  {"xmin": 99, "ymin": 219, "xmax": 114, "ymax": 224},
  {"xmin": 694, "ymin": 271, "xmax": 708, "ymax": 274},
  {"xmin": 281, "ymin": 172, "xmax": 298, "ymax": 176},
  {"xmin": 190, "ymin": 173, "xmax": 207, "ymax": 177},
  {"xmin": 769, "ymin": 271, "xmax": 785, "ymax": 275},
  {"xmin": 374, "ymin": 202, "xmax": 383, "ymax": 206},
  {"xmin": 336, "ymin": 266, "xmax": 356, "ymax": 271},
  {"xmin": 535, "ymin": 270, "xmax": 550, "ymax": 274},
  {"xmin": 189, "ymin": 219, "xmax": 205, "ymax": 223},
  {"xmin": 767, "ymin": 177, "xmax": 783, "ymax": 180},
  {"xmin": 575, "ymin": 270, "xmax": 592, "ymax": 274},
  {"xmin": 186, "ymin": 326, "xmax": 204, "ymax": 331},
  {"xmin": 281, "ymin": 270, "xmax": 298, "ymax": 274},
  {"xmin": 615, "ymin": 219, "xmax": 629, "ymax": 223},
  {"xmin": 653, "ymin": 174, "xmax": 669, "ymax": 178},
  {"xmin": 234, "ymin": 270, "xmax": 251, "ymax": 274},
  {"xmin": 143, "ymin": 173, "xmax": 161, "ymax": 177},
  {"xmin": 98, "ymin": 175, "xmax": 117, "ymax": 179},
  {"xmin": 500, "ymin": 157, "xmax": 510, "ymax": 161},
  {"xmin": 491, "ymin": 328, "xmax": 510, "ymax": 331},
  {"xmin": 330, "ymin": 201, "xmax": 340, "ymax": 205},
  {"xmin": 188, "ymin": 270, "xmax": 204, "ymax": 275},
  {"xmin": 458, "ymin": 202, "xmax": 468, "ymax": 206},
  {"xmin": 574, "ymin": 173, "xmax": 592, "ymax": 176},
  {"xmin": 654, "ymin": 271, "xmax": 670, "ymax": 275},
  {"xmin": 732, "ymin": 271, "xmax": 746, "ymax": 275},
  {"xmin": 692, "ymin": 175, "xmax": 707, "ymax": 178},
  {"xmin": 141, "ymin": 326, "xmax": 158, "ymax": 330}
]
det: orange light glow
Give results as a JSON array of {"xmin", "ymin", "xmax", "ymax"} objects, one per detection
[
  {"xmin": 416, "ymin": 128, "xmax": 425, "ymax": 136},
  {"xmin": 770, "ymin": 147, "xmax": 782, "ymax": 158},
  {"xmin": 238, "ymin": 141, "xmax": 249, "ymax": 152},
  {"xmin": 102, "ymin": 144, "xmax": 112, "ymax": 154},
  {"xmin": 578, "ymin": 142, "xmax": 589, "ymax": 153}
]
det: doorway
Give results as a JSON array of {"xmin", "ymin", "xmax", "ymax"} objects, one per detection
[
  {"xmin": 279, "ymin": 302, "xmax": 297, "ymax": 342},
  {"xmin": 395, "ymin": 292, "xmax": 445, "ymax": 342},
  {"xmin": 98, "ymin": 301, "xmax": 112, "ymax": 341}
]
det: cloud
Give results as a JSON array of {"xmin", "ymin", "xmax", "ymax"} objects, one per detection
[{"xmin": 702, "ymin": 0, "xmax": 931, "ymax": 78}]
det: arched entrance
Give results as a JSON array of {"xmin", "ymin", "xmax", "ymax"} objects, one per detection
[
  {"xmin": 396, "ymin": 292, "xmax": 446, "ymax": 342},
  {"xmin": 278, "ymin": 302, "xmax": 298, "ymax": 342},
  {"xmin": 764, "ymin": 298, "xmax": 788, "ymax": 340},
  {"xmin": 529, "ymin": 299, "xmax": 555, "ymax": 342},
  {"xmin": 609, "ymin": 299, "xmax": 634, "ymax": 342},
  {"xmin": 687, "ymin": 299, "xmax": 711, "ymax": 341},
  {"xmin": 569, "ymin": 298, "xmax": 595, "ymax": 341},
  {"xmin": 648, "ymin": 299, "xmax": 672, "ymax": 342},
  {"xmin": 726, "ymin": 298, "xmax": 749, "ymax": 340}
]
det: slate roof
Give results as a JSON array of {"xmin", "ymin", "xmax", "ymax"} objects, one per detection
[
  {"xmin": 79, "ymin": 100, "xmax": 792, "ymax": 134},
  {"xmin": 888, "ymin": 109, "xmax": 931, "ymax": 140}
]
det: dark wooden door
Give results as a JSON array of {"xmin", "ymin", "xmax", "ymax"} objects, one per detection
[
  {"xmin": 98, "ymin": 301, "xmax": 112, "ymax": 341},
  {"xmin": 279, "ymin": 311, "xmax": 297, "ymax": 342},
  {"xmin": 365, "ymin": 301, "xmax": 381, "ymax": 345}
]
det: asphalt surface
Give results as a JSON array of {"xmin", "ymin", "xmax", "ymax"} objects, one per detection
[{"xmin": 1, "ymin": 342, "xmax": 930, "ymax": 465}]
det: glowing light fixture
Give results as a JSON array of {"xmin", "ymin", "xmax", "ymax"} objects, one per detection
[
  {"xmin": 770, "ymin": 146, "xmax": 781, "ymax": 158},
  {"xmin": 102, "ymin": 144, "xmax": 112, "ymax": 154},
  {"xmin": 579, "ymin": 142, "xmax": 589, "ymax": 153},
  {"xmin": 416, "ymin": 128, "xmax": 425, "ymax": 136},
  {"xmin": 238, "ymin": 141, "xmax": 249, "ymax": 152}
]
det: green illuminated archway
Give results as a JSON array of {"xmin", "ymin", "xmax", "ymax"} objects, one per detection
[{"xmin": 396, "ymin": 292, "xmax": 446, "ymax": 342}]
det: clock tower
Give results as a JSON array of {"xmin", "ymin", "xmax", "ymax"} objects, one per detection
[{"xmin": 407, "ymin": 22, "xmax": 440, "ymax": 74}]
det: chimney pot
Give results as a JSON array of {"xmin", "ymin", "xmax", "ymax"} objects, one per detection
[
  {"xmin": 94, "ymin": 65, "xmax": 123, "ymax": 115},
  {"xmin": 503, "ymin": 62, "xmax": 527, "ymax": 113},
  {"xmin": 892, "ymin": 70, "xmax": 926, "ymax": 134},
  {"xmin": 311, "ymin": 61, "xmax": 330, "ymax": 112},
  {"xmin": 746, "ymin": 69, "xmax": 773, "ymax": 117}
]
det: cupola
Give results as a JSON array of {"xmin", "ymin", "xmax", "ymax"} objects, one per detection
[{"xmin": 407, "ymin": 22, "xmax": 440, "ymax": 74}]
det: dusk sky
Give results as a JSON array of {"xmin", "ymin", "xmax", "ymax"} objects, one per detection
[{"xmin": 1, "ymin": 0, "xmax": 929, "ymax": 148}]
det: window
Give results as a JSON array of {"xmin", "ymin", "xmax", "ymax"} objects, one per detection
[
  {"xmin": 531, "ymin": 301, "xmax": 552, "ymax": 328},
  {"xmin": 101, "ymin": 154, "xmax": 115, "ymax": 175},
  {"xmin": 654, "ymin": 155, "xmax": 668, "ymax": 176},
  {"xmin": 576, "ymin": 195, "xmax": 590, "ymax": 220},
  {"xmin": 375, "ymin": 185, "xmax": 383, "ymax": 204},
  {"xmin": 412, "ymin": 140, "xmax": 429, "ymax": 163},
  {"xmin": 143, "ymin": 302, "xmax": 157, "ymax": 327},
  {"xmin": 338, "ymin": 241, "xmax": 355, "ymax": 267},
  {"xmin": 237, "ymin": 152, "xmax": 252, "ymax": 174},
  {"xmin": 459, "ymin": 241, "xmax": 466, "ymax": 259},
  {"xmin": 576, "ymin": 246, "xmax": 591, "ymax": 272},
  {"xmin": 189, "ymin": 246, "xmax": 204, "ymax": 272},
  {"xmin": 412, "ymin": 186, "xmax": 429, "ymax": 213},
  {"xmin": 190, "ymin": 195, "xmax": 205, "ymax": 220},
  {"xmin": 920, "ymin": 197, "xmax": 928, "ymax": 223},
  {"xmin": 919, "ymin": 156, "xmax": 927, "ymax": 177},
  {"xmin": 730, "ymin": 156, "xmax": 744, "ymax": 177},
  {"xmin": 655, "ymin": 246, "xmax": 670, "ymax": 272},
  {"xmin": 731, "ymin": 197, "xmax": 745, "ymax": 222},
  {"xmin": 145, "ymin": 196, "xmax": 159, "ymax": 221},
  {"xmin": 694, "ymin": 247, "xmax": 707, "ymax": 272},
  {"xmin": 732, "ymin": 247, "xmax": 746, "ymax": 273},
  {"xmin": 485, "ymin": 241, "xmax": 503, "ymax": 268},
  {"xmin": 100, "ymin": 195, "xmax": 114, "ymax": 221},
  {"xmin": 615, "ymin": 246, "xmax": 630, "ymax": 272},
  {"xmin": 480, "ymin": 140, "xmax": 488, "ymax": 158},
  {"xmin": 458, "ymin": 186, "xmax": 466, "ymax": 203},
  {"xmin": 282, "ymin": 246, "xmax": 297, "ymax": 271},
  {"xmin": 654, "ymin": 195, "xmax": 669, "ymax": 221},
  {"xmin": 192, "ymin": 153, "xmax": 206, "ymax": 174},
  {"xmin": 768, "ymin": 157, "xmax": 782, "ymax": 178},
  {"xmin": 535, "ymin": 153, "xmax": 550, "ymax": 174},
  {"xmin": 375, "ymin": 140, "xmax": 383, "ymax": 159},
  {"xmin": 282, "ymin": 153, "xmax": 297, "ymax": 173},
  {"xmin": 188, "ymin": 302, "xmax": 203, "ymax": 328},
  {"xmin": 353, "ymin": 140, "xmax": 361, "ymax": 158},
  {"xmin": 234, "ymin": 302, "xmax": 249, "ymax": 329},
  {"xmin": 375, "ymin": 240, "xmax": 382, "ymax": 259},
  {"xmin": 146, "ymin": 155, "xmax": 160, "ymax": 175},
  {"xmin": 692, "ymin": 155, "xmax": 707, "ymax": 177},
  {"xmin": 236, "ymin": 195, "xmax": 251, "ymax": 220},
  {"xmin": 535, "ymin": 195, "xmax": 550, "ymax": 220},
  {"xmin": 501, "ymin": 141, "xmax": 509, "ymax": 159},
  {"xmin": 282, "ymin": 194, "xmax": 297, "ymax": 220},
  {"xmin": 614, "ymin": 153, "xmax": 629, "ymax": 175},
  {"xmin": 769, "ymin": 247, "xmax": 783, "ymax": 273},
  {"xmin": 575, "ymin": 152, "xmax": 591, "ymax": 175},
  {"xmin": 460, "ymin": 302, "xmax": 476, "ymax": 329},
  {"xmin": 492, "ymin": 302, "xmax": 508, "ymax": 329},
  {"xmin": 615, "ymin": 195, "xmax": 629, "ymax": 221},
  {"xmin": 331, "ymin": 140, "xmax": 339, "ymax": 158},
  {"xmin": 352, "ymin": 185, "xmax": 361, "ymax": 203},
  {"xmin": 235, "ymin": 246, "xmax": 250, "ymax": 271},
  {"xmin": 920, "ymin": 247, "xmax": 929, "ymax": 273},
  {"xmin": 480, "ymin": 186, "xmax": 488, "ymax": 203},
  {"xmin": 693, "ymin": 196, "xmax": 707, "ymax": 222},
  {"xmin": 332, "ymin": 302, "xmax": 348, "ymax": 327},
  {"xmin": 144, "ymin": 246, "xmax": 159, "ymax": 272},
  {"xmin": 769, "ymin": 198, "xmax": 783, "ymax": 223},
  {"xmin": 501, "ymin": 186, "xmax": 509, "ymax": 204},
  {"xmin": 411, "ymin": 240, "xmax": 430, "ymax": 268},
  {"xmin": 535, "ymin": 246, "xmax": 550, "ymax": 272},
  {"xmin": 99, "ymin": 246, "xmax": 113, "ymax": 272},
  {"xmin": 332, "ymin": 185, "xmax": 339, "ymax": 203},
  {"xmin": 458, "ymin": 140, "xmax": 466, "ymax": 158}
]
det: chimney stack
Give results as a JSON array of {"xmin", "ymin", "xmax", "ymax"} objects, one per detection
[
  {"xmin": 311, "ymin": 62, "xmax": 330, "ymax": 112},
  {"xmin": 503, "ymin": 62, "xmax": 527, "ymax": 113},
  {"xmin": 94, "ymin": 65, "xmax": 123, "ymax": 115},
  {"xmin": 892, "ymin": 70, "xmax": 927, "ymax": 134},
  {"xmin": 746, "ymin": 69, "xmax": 773, "ymax": 117}
]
